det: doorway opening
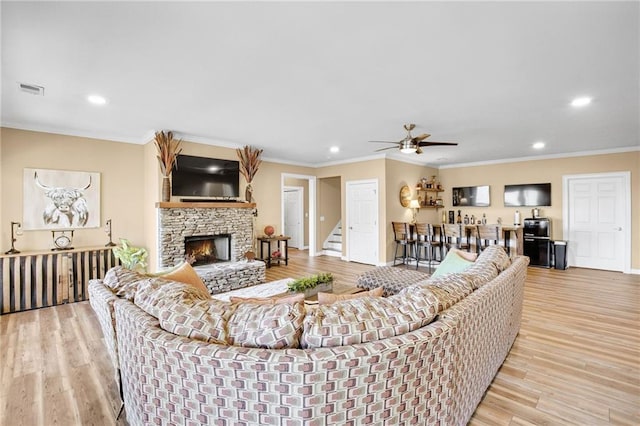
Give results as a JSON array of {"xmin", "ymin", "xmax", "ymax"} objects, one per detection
[{"xmin": 281, "ymin": 173, "xmax": 316, "ymax": 257}]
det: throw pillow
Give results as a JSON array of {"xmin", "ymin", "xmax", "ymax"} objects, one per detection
[
  {"xmin": 317, "ymin": 287, "xmax": 384, "ymax": 305},
  {"xmin": 158, "ymin": 298, "xmax": 232, "ymax": 345},
  {"xmin": 431, "ymin": 250, "xmax": 474, "ymax": 278},
  {"xmin": 229, "ymin": 293, "xmax": 305, "ymax": 305},
  {"xmin": 134, "ymin": 278, "xmax": 211, "ymax": 318},
  {"xmin": 301, "ymin": 286, "xmax": 438, "ymax": 349},
  {"xmin": 227, "ymin": 300, "xmax": 306, "ymax": 349},
  {"xmin": 158, "ymin": 262, "xmax": 209, "ymax": 294},
  {"xmin": 451, "ymin": 248, "xmax": 478, "ymax": 262},
  {"xmin": 103, "ymin": 266, "xmax": 145, "ymax": 300}
]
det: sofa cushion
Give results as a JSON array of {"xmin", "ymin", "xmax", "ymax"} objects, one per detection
[
  {"xmin": 229, "ymin": 293, "xmax": 305, "ymax": 305},
  {"xmin": 478, "ymin": 245, "xmax": 511, "ymax": 272},
  {"xmin": 356, "ymin": 267, "xmax": 429, "ymax": 296},
  {"xmin": 103, "ymin": 266, "xmax": 145, "ymax": 300},
  {"xmin": 134, "ymin": 278, "xmax": 211, "ymax": 318},
  {"xmin": 158, "ymin": 298, "xmax": 232, "ymax": 345},
  {"xmin": 431, "ymin": 250, "xmax": 475, "ymax": 278},
  {"xmin": 301, "ymin": 286, "xmax": 438, "ymax": 349},
  {"xmin": 416, "ymin": 273, "xmax": 475, "ymax": 311},
  {"xmin": 317, "ymin": 287, "xmax": 384, "ymax": 305},
  {"xmin": 227, "ymin": 300, "xmax": 306, "ymax": 349}
]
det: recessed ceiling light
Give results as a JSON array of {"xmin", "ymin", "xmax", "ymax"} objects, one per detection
[
  {"xmin": 87, "ymin": 94, "xmax": 107, "ymax": 105},
  {"xmin": 571, "ymin": 96, "xmax": 592, "ymax": 107},
  {"xmin": 533, "ymin": 141, "xmax": 545, "ymax": 149},
  {"xmin": 329, "ymin": 146, "xmax": 339, "ymax": 153}
]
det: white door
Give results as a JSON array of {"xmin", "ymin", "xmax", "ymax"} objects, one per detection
[
  {"xmin": 564, "ymin": 172, "xmax": 630, "ymax": 272},
  {"xmin": 283, "ymin": 187, "xmax": 303, "ymax": 249},
  {"xmin": 346, "ymin": 180, "xmax": 379, "ymax": 265}
]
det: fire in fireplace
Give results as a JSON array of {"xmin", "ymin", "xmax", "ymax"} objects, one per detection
[{"xmin": 185, "ymin": 234, "xmax": 231, "ymax": 266}]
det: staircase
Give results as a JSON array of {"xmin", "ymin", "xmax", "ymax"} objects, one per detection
[{"xmin": 322, "ymin": 221, "xmax": 342, "ymax": 257}]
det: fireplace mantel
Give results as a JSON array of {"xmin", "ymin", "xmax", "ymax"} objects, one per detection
[{"xmin": 156, "ymin": 202, "xmax": 256, "ymax": 209}]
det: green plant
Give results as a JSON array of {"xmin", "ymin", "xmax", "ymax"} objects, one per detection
[
  {"xmin": 112, "ymin": 239, "xmax": 148, "ymax": 272},
  {"xmin": 287, "ymin": 272, "xmax": 333, "ymax": 292}
]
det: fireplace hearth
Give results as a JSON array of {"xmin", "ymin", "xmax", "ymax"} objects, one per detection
[{"xmin": 185, "ymin": 234, "xmax": 231, "ymax": 266}]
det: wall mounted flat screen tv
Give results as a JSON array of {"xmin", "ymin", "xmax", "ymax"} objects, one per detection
[
  {"xmin": 171, "ymin": 155, "xmax": 240, "ymax": 198},
  {"xmin": 504, "ymin": 183, "xmax": 551, "ymax": 207},
  {"xmin": 452, "ymin": 185, "xmax": 490, "ymax": 206}
]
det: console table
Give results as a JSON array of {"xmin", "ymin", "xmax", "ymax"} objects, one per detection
[
  {"xmin": 0, "ymin": 246, "xmax": 119, "ymax": 315},
  {"xmin": 257, "ymin": 236, "xmax": 290, "ymax": 268}
]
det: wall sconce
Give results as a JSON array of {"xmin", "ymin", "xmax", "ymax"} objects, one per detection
[
  {"xmin": 408, "ymin": 199, "xmax": 421, "ymax": 224},
  {"xmin": 104, "ymin": 219, "xmax": 116, "ymax": 247},
  {"xmin": 5, "ymin": 221, "xmax": 23, "ymax": 254}
]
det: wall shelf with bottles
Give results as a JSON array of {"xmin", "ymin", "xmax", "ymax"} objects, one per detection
[{"xmin": 417, "ymin": 189, "xmax": 444, "ymax": 208}]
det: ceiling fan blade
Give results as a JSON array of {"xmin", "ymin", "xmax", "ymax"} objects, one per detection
[
  {"xmin": 375, "ymin": 146, "xmax": 400, "ymax": 152},
  {"xmin": 368, "ymin": 140, "xmax": 400, "ymax": 144},
  {"xmin": 412, "ymin": 133, "xmax": 431, "ymax": 142},
  {"xmin": 418, "ymin": 141, "xmax": 459, "ymax": 147}
]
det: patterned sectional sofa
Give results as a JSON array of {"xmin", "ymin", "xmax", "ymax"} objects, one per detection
[{"xmin": 89, "ymin": 246, "xmax": 528, "ymax": 425}]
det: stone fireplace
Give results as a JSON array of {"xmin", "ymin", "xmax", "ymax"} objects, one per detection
[
  {"xmin": 157, "ymin": 203, "xmax": 265, "ymax": 294},
  {"xmin": 157, "ymin": 204, "xmax": 255, "ymax": 268},
  {"xmin": 184, "ymin": 234, "xmax": 231, "ymax": 266}
]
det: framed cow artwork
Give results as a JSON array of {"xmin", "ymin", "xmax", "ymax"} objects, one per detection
[{"xmin": 23, "ymin": 168, "xmax": 101, "ymax": 230}]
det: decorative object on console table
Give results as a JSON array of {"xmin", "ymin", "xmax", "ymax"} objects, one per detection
[
  {"xmin": 236, "ymin": 145, "xmax": 263, "ymax": 203},
  {"xmin": 51, "ymin": 230, "xmax": 74, "ymax": 251},
  {"xmin": 154, "ymin": 130, "xmax": 183, "ymax": 202},
  {"xmin": 4, "ymin": 221, "xmax": 22, "ymax": 254},
  {"xmin": 112, "ymin": 238, "xmax": 148, "ymax": 273},
  {"xmin": 104, "ymin": 219, "xmax": 116, "ymax": 247}
]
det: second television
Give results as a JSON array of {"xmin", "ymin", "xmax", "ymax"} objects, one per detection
[{"xmin": 504, "ymin": 183, "xmax": 551, "ymax": 207}]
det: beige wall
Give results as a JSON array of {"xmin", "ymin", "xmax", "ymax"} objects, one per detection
[
  {"xmin": 317, "ymin": 176, "xmax": 341, "ymax": 250},
  {"xmin": 384, "ymin": 159, "xmax": 440, "ymax": 262},
  {"xmin": 284, "ymin": 177, "xmax": 309, "ymax": 247},
  {"xmin": 2, "ymin": 128, "xmax": 637, "ymax": 271},
  {"xmin": 439, "ymin": 151, "xmax": 640, "ymax": 269},
  {"xmin": 0, "ymin": 128, "xmax": 146, "ymax": 252}
]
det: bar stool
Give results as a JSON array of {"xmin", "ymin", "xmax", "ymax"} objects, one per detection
[
  {"xmin": 476, "ymin": 224, "xmax": 500, "ymax": 253},
  {"xmin": 392, "ymin": 221, "xmax": 417, "ymax": 266},
  {"xmin": 414, "ymin": 223, "xmax": 441, "ymax": 272},
  {"xmin": 442, "ymin": 223, "xmax": 471, "ymax": 254}
]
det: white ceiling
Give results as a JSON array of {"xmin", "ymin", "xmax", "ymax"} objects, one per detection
[{"xmin": 2, "ymin": 1, "xmax": 639, "ymax": 167}]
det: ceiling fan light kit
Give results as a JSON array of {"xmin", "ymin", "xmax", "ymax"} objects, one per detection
[{"xmin": 369, "ymin": 123, "xmax": 458, "ymax": 155}]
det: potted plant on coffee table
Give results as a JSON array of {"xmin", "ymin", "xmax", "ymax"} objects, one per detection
[{"xmin": 287, "ymin": 272, "xmax": 333, "ymax": 298}]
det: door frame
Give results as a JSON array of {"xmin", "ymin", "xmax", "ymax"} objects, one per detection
[
  {"xmin": 345, "ymin": 178, "xmax": 380, "ymax": 265},
  {"xmin": 562, "ymin": 171, "xmax": 631, "ymax": 273},
  {"xmin": 283, "ymin": 186, "xmax": 305, "ymax": 249},
  {"xmin": 281, "ymin": 173, "xmax": 316, "ymax": 257}
]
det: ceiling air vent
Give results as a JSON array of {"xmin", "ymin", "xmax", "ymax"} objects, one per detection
[{"xmin": 19, "ymin": 83, "xmax": 45, "ymax": 96}]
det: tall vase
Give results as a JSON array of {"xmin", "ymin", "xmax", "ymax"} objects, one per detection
[
  {"xmin": 245, "ymin": 183, "xmax": 253, "ymax": 203},
  {"xmin": 162, "ymin": 176, "xmax": 171, "ymax": 202}
]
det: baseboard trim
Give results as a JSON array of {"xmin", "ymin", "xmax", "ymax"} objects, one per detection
[{"xmin": 321, "ymin": 250, "xmax": 342, "ymax": 258}]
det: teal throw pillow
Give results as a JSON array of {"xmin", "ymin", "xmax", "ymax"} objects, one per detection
[{"xmin": 431, "ymin": 250, "xmax": 474, "ymax": 278}]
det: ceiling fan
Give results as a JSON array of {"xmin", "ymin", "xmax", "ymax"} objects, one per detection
[{"xmin": 369, "ymin": 124, "xmax": 458, "ymax": 154}]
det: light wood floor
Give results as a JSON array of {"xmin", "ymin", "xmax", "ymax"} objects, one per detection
[{"xmin": 1, "ymin": 250, "xmax": 638, "ymax": 425}]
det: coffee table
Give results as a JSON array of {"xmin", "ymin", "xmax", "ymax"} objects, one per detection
[{"xmin": 212, "ymin": 278, "xmax": 362, "ymax": 303}]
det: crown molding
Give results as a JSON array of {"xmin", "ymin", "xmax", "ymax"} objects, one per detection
[
  {"xmin": 1, "ymin": 122, "xmax": 151, "ymax": 145},
  {"xmin": 438, "ymin": 146, "xmax": 640, "ymax": 169},
  {"xmin": 314, "ymin": 153, "xmax": 387, "ymax": 168}
]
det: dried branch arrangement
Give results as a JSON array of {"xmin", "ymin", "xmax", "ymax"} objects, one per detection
[
  {"xmin": 236, "ymin": 145, "xmax": 263, "ymax": 183},
  {"xmin": 154, "ymin": 131, "xmax": 183, "ymax": 176}
]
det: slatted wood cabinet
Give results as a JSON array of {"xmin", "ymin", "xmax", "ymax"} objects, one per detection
[{"xmin": 0, "ymin": 246, "xmax": 119, "ymax": 315}]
